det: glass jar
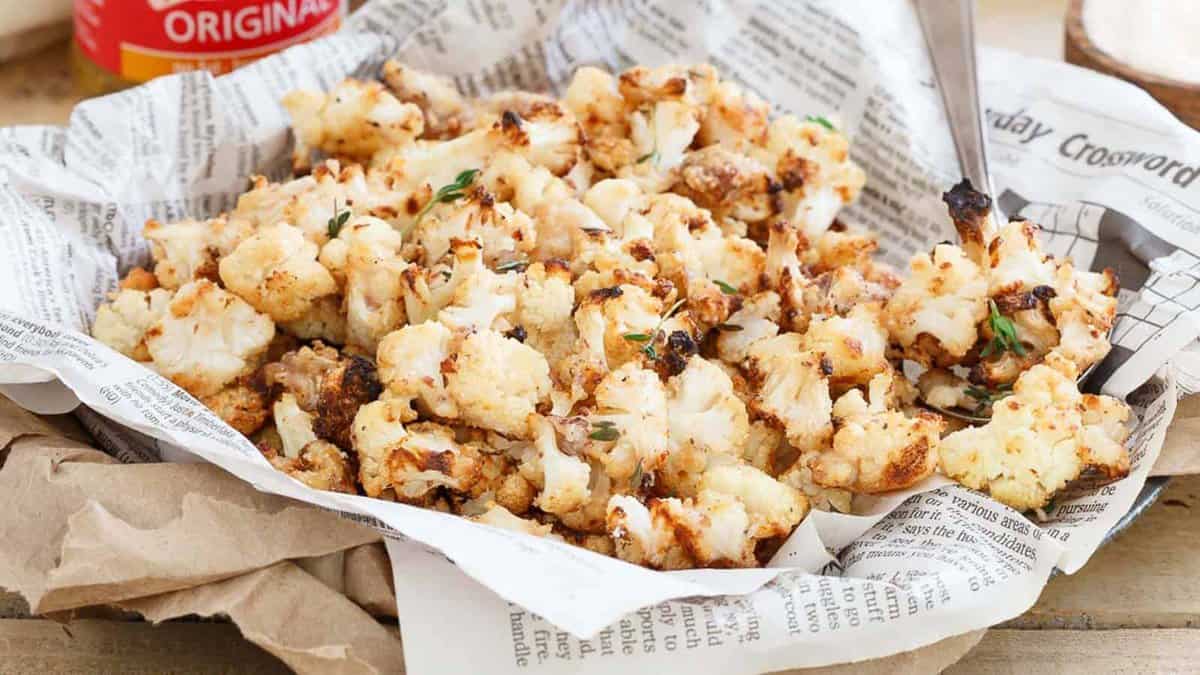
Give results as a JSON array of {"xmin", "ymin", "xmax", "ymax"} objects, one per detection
[{"xmin": 73, "ymin": 0, "xmax": 348, "ymax": 95}]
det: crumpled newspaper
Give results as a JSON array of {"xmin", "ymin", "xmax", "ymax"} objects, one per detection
[{"xmin": 0, "ymin": 0, "xmax": 1197, "ymax": 672}]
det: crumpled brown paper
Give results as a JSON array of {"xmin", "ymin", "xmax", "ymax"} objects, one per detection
[
  {"xmin": 0, "ymin": 395, "xmax": 403, "ymax": 674},
  {"xmin": 0, "ymin": 384, "xmax": 1190, "ymax": 674}
]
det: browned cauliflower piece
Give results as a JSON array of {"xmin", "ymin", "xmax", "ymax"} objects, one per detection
[
  {"xmin": 265, "ymin": 438, "xmax": 358, "ymax": 494},
  {"xmin": 319, "ymin": 216, "xmax": 410, "ymax": 353},
  {"xmin": 606, "ymin": 491, "xmax": 757, "ymax": 570},
  {"xmin": 587, "ymin": 363, "xmax": 670, "ymax": 481},
  {"xmin": 218, "ymin": 222, "xmax": 338, "ymax": 323},
  {"xmin": 262, "ymin": 344, "xmax": 381, "ymax": 451},
  {"xmin": 563, "ymin": 67, "xmax": 634, "ymax": 172},
  {"xmin": 526, "ymin": 415, "xmax": 591, "ymax": 516},
  {"xmin": 809, "ymin": 373, "xmax": 944, "ymax": 493},
  {"xmin": 663, "ymin": 356, "xmax": 750, "ymax": 490},
  {"xmin": 697, "ymin": 79, "xmax": 770, "ymax": 149},
  {"xmin": 716, "ymin": 291, "xmax": 781, "ymax": 365},
  {"xmin": 801, "ymin": 303, "xmax": 889, "ymax": 386},
  {"xmin": 444, "ymin": 329, "xmax": 552, "ymax": 438},
  {"xmin": 375, "ymin": 320, "xmax": 457, "ymax": 422},
  {"xmin": 283, "ymin": 78, "xmax": 424, "ymax": 170},
  {"xmin": 1049, "ymin": 262, "xmax": 1118, "ymax": 373},
  {"xmin": 352, "ymin": 400, "xmax": 483, "ymax": 501},
  {"xmin": 745, "ymin": 334, "xmax": 833, "ymax": 451},
  {"xmin": 675, "ymin": 146, "xmax": 776, "ymax": 223},
  {"xmin": 885, "ymin": 243, "xmax": 989, "ymax": 366},
  {"xmin": 92, "ymin": 288, "xmax": 173, "ymax": 361},
  {"xmin": 202, "ymin": 379, "xmax": 269, "ymax": 436},
  {"xmin": 381, "ymin": 60, "xmax": 474, "ymax": 139},
  {"xmin": 757, "ymin": 115, "xmax": 865, "ymax": 239},
  {"xmin": 940, "ymin": 354, "xmax": 1131, "ymax": 511},
  {"xmin": 143, "ymin": 215, "xmax": 254, "ymax": 290},
  {"xmin": 411, "ymin": 184, "xmax": 537, "ymax": 266},
  {"xmin": 145, "ymin": 280, "xmax": 274, "ymax": 398},
  {"xmin": 699, "ymin": 462, "xmax": 809, "ymax": 538}
]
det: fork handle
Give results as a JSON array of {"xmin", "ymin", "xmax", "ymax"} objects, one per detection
[{"xmin": 915, "ymin": 0, "xmax": 994, "ymax": 197}]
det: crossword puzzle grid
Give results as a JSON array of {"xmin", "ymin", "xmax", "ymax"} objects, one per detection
[{"xmin": 1016, "ymin": 200, "xmax": 1200, "ymax": 354}]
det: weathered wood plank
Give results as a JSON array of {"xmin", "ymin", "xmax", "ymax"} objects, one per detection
[
  {"xmin": 0, "ymin": 618, "xmax": 288, "ymax": 674},
  {"xmin": 1004, "ymin": 474, "xmax": 1200, "ymax": 629},
  {"xmin": 948, "ymin": 628, "xmax": 1200, "ymax": 674}
]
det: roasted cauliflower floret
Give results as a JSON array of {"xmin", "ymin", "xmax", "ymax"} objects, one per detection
[
  {"xmin": 202, "ymin": 380, "xmax": 269, "ymax": 436},
  {"xmin": 1049, "ymin": 262, "xmax": 1118, "ymax": 372},
  {"xmin": 801, "ymin": 303, "xmax": 889, "ymax": 386},
  {"xmin": 885, "ymin": 243, "xmax": 989, "ymax": 366},
  {"xmin": 588, "ymin": 363, "xmax": 670, "ymax": 481},
  {"xmin": 987, "ymin": 219, "xmax": 1057, "ymax": 295},
  {"xmin": 489, "ymin": 101, "xmax": 583, "ymax": 177},
  {"xmin": 351, "ymin": 405, "xmax": 481, "ymax": 502},
  {"xmin": 92, "ymin": 288, "xmax": 173, "ymax": 361},
  {"xmin": 320, "ymin": 216, "xmax": 410, "ymax": 353},
  {"xmin": 471, "ymin": 503, "xmax": 555, "ymax": 538},
  {"xmin": 759, "ymin": 115, "xmax": 865, "ymax": 239},
  {"xmin": 143, "ymin": 216, "xmax": 254, "ymax": 290},
  {"xmin": 606, "ymin": 491, "xmax": 756, "ymax": 570},
  {"xmin": 716, "ymin": 291, "xmax": 781, "ymax": 365},
  {"xmin": 675, "ymin": 146, "xmax": 775, "ymax": 223},
  {"xmin": 375, "ymin": 321, "xmax": 457, "ymax": 422},
  {"xmin": 699, "ymin": 463, "xmax": 809, "ymax": 538},
  {"xmin": 145, "ymin": 280, "xmax": 274, "ymax": 397},
  {"xmin": 273, "ymin": 392, "xmax": 319, "ymax": 458},
  {"xmin": 697, "ymin": 80, "xmax": 770, "ymax": 149},
  {"xmin": 265, "ymin": 439, "xmax": 357, "ymax": 494},
  {"xmin": 218, "ymin": 222, "xmax": 337, "ymax": 323},
  {"xmin": 563, "ymin": 67, "xmax": 633, "ymax": 172},
  {"xmin": 528, "ymin": 415, "xmax": 591, "ymax": 515},
  {"xmin": 940, "ymin": 354, "xmax": 1131, "ymax": 511},
  {"xmin": 664, "ymin": 356, "xmax": 750, "ymax": 482},
  {"xmin": 617, "ymin": 100, "xmax": 701, "ymax": 193},
  {"xmin": 283, "ymin": 78, "xmax": 424, "ymax": 169},
  {"xmin": 381, "ymin": 60, "xmax": 473, "ymax": 139},
  {"xmin": 412, "ymin": 185, "xmax": 537, "ymax": 266},
  {"xmin": 778, "ymin": 449, "xmax": 854, "ymax": 513},
  {"xmin": 444, "ymin": 329, "xmax": 552, "ymax": 438},
  {"xmin": 810, "ymin": 375, "xmax": 944, "ymax": 493},
  {"xmin": 435, "ymin": 243, "xmax": 519, "ymax": 332},
  {"xmin": 746, "ymin": 335, "xmax": 833, "ymax": 451},
  {"xmin": 515, "ymin": 261, "xmax": 577, "ymax": 375}
]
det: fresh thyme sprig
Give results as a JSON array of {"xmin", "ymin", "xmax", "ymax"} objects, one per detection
[
  {"xmin": 980, "ymin": 300, "xmax": 1026, "ymax": 357},
  {"xmin": 630, "ymin": 458, "xmax": 644, "ymax": 487},
  {"xmin": 622, "ymin": 298, "xmax": 687, "ymax": 361},
  {"xmin": 964, "ymin": 382, "xmax": 1014, "ymax": 414},
  {"xmin": 806, "ymin": 114, "xmax": 835, "ymax": 131},
  {"xmin": 327, "ymin": 200, "xmax": 351, "ymax": 239},
  {"xmin": 589, "ymin": 419, "xmax": 620, "ymax": 442},
  {"xmin": 713, "ymin": 279, "xmax": 739, "ymax": 295},
  {"xmin": 412, "ymin": 169, "xmax": 480, "ymax": 228},
  {"xmin": 494, "ymin": 259, "xmax": 527, "ymax": 273}
]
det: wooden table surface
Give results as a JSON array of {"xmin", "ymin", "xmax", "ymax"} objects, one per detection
[{"xmin": 4, "ymin": 1, "xmax": 1199, "ymax": 673}]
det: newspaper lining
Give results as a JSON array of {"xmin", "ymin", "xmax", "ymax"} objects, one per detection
[{"xmin": 0, "ymin": 0, "xmax": 1196, "ymax": 671}]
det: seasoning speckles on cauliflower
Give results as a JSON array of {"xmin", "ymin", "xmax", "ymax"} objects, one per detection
[
  {"xmin": 445, "ymin": 329, "xmax": 552, "ymax": 438},
  {"xmin": 809, "ymin": 374, "xmax": 944, "ymax": 494},
  {"xmin": 283, "ymin": 78, "xmax": 424, "ymax": 170},
  {"xmin": 145, "ymin": 280, "xmax": 274, "ymax": 398},
  {"xmin": 746, "ymin": 335, "xmax": 833, "ymax": 451},
  {"xmin": 939, "ymin": 354, "xmax": 1131, "ymax": 511},
  {"xmin": 219, "ymin": 222, "xmax": 337, "ymax": 323},
  {"xmin": 885, "ymin": 243, "xmax": 989, "ymax": 366},
  {"xmin": 588, "ymin": 363, "xmax": 670, "ymax": 481},
  {"xmin": 92, "ymin": 288, "xmax": 173, "ymax": 361},
  {"xmin": 606, "ymin": 491, "xmax": 756, "ymax": 570},
  {"xmin": 143, "ymin": 216, "xmax": 253, "ymax": 290}
]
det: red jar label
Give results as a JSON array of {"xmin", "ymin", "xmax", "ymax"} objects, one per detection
[{"xmin": 74, "ymin": 0, "xmax": 345, "ymax": 82}]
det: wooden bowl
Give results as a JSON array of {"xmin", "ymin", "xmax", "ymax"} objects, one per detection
[{"xmin": 1065, "ymin": 0, "xmax": 1200, "ymax": 129}]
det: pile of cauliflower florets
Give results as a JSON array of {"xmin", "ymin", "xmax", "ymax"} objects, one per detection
[{"xmin": 90, "ymin": 61, "xmax": 1133, "ymax": 569}]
